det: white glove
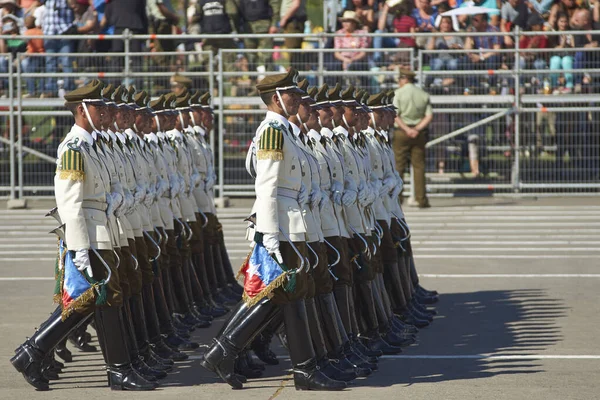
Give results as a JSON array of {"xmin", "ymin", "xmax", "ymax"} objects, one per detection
[
  {"xmin": 191, "ymin": 171, "xmax": 201, "ymax": 188},
  {"xmin": 319, "ymin": 189, "xmax": 331, "ymax": 210},
  {"xmin": 144, "ymin": 186, "xmax": 155, "ymax": 207},
  {"xmin": 169, "ymin": 175, "xmax": 180, "ymax": 199},
  {"xmin": 367, "ymin": 181, "xmax": 379, "ymax": 205},
  {"xmin": 297, "ymin": 183, "xmax": 309, "ymax": 206},
  {"xmin": 358, "ymin": 179, "xmax": 369, "ymax": 204},
  {"xmin": 262, "ymin": 233, "xmax": 282, "ymax": 264},
  {"xmin": 157, "ymin": 177, "xmax": 169, "ymax": 198},
  {"xmin": 331, "ymin": 180, "xmax": 343, "ymax": 206},
  {"xmin": 205, "ymin": 170, "xmax": 216, "ymax": 191},
  {"xmin": 106, "ymin": 191, "xmax": 122, "ymax": 217},
  {"xmin": 122, "ymin": 190, "xmax": 135, "ymax": 214},
  {"xmin": 396, "ymin": 174, "xmax": 404, "ymax": 193},
  {"xmin": 382, "ymin": 175, "xmax": 396, "ymax": 196},
  {"xmin": 134, "ymin": 184, "xmax": 146, "ymax": 205},
  {"xmin": 342, "ymin": 188, "xmax": 357, "ymax": 206},
  {"xmin": 178, "ymin": 175, "xmax": 187, "ymax": 196},
  {"xmin": 74, "ymin": 249, "xmax": 92, "ymax": 277},
  {"xmin": 309, "ymin": 183, "xmax": 321, "ymax": 210},
  {"xmin": 391, "ymin": 183, "xmax": 402, "ymax": 200}
]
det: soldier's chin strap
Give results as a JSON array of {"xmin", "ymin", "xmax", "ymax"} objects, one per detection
[
  {"xmin": 318, "ymin": 116, "xmax": 324, "ymax": 129},
  {"xmin": 295, "ymin": 113, "xmax": 309, "ymax": 133},
  {"xmin": 276, "ymin": 90, "xmax": 290, "ymax": 117},
  {"xmin": 178, "ymin": 111, "xmax": 186, "ymax": 130},
  {"xmin": 370, "ymin": 113, "xmax": 378, "ymax": 130},
  {"xmin": 189, "ymin": 111, "xmax": 197, "ymax": 127},
  {"xmin": 114, "ymin": 122, "xmax": 120, "ymax": 132},
  {"xmin": 154, "ymin": 115, "xmax": 161, "ymax": 133},
  {"xmin": 342, "ymin": 115, "xmax": 352, "ymax": 132},
  {"xmin": 82, "ymin": 102, "xmax": 98, "ymax": 133}
]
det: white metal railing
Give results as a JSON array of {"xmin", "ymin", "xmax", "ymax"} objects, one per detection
[{"xmin": 1, "ymin": 31, "xmax": 600, "ymax": 200}]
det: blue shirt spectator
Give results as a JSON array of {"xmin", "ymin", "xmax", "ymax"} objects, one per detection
[
  {"xmin": 93, "ymin": 0, "xmax": 114, "ymax": 35},
  {"xmin": 412, "ymin": 0, "xmax": 438, "ymax": 32}
]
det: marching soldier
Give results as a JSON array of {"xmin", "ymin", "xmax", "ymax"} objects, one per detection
[
  {"xmin": 11, "ymin": 81, "xmax": 156, "ymax": 391},
  {"xmin": 202, "ymin": 68, "xmax": 346, "ymax": 391},
  {"xmin": 287, "ymin": 79, "xmax": 356, "ymax": 384}
]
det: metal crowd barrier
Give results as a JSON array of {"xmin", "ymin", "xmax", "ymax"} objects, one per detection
[{"xmin": 0, "ymin": 30, "xmax": 599, "ymax": 200}]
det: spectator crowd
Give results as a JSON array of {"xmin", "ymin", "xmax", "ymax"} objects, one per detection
[{"xmin": 0, "ymin": 0, "xmax": 598, "ymax": 97}]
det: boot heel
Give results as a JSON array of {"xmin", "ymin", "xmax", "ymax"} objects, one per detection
[{"xmin": 10, "ymin": 350, "xmax": 29, "ymax": 373}]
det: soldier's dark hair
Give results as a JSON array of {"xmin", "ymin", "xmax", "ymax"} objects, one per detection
[
  {"xmin": 65, "ymin": 102, "xmax": 79, "ymax": 115},
  {"xmin": 260, "ymin": 92, "xmax": 274, "ymax": 106}
]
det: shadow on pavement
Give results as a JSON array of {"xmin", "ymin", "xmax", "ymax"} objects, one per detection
[{"xmin": 50, "ymin": 288, "xmax": 565, "ymax": 390}]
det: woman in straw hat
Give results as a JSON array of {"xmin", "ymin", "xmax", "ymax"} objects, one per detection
[{"xmin": 333, "ymin": 11, "xmax": 371, "ymax": 88}]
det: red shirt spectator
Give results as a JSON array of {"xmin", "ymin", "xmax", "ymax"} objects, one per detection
[{"xmin": 393, "ymin": 15, "xmax": 417, "ymax": 47}]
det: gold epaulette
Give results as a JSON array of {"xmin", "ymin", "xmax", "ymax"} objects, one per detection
[
  {"xmin": 257, "ymin": 125, "xmax": 284, "ymax": 161},
  {"xmin": 58, "ymin": 147, "xmax": 85, "ymax": 181}
]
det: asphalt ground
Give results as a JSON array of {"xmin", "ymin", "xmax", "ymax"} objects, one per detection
[{"xmin": 0, "ymin": 196, "xmax": 599, "ymax": 400}]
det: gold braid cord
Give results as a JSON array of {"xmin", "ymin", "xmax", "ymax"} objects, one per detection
[{"xmin": 242, "ymin": 272, "xmax": 289, "ymax": 308}]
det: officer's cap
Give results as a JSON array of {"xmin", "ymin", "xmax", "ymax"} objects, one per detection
[
  {"xmin": 64, "ymin": 79, "xmax": 105, "ymax": 106},
  {"xmin": 163, "ymin": 93, "xmax": 178, "ymax": 114},
  {"xmin": 189, "ymin": 90, "xmax": 202, "ymax": 107},
  {"xmin": 134, "ymin": 90, "xmax": 149, "ymax": 110},
  {"xmin": 315, "ymin": 84, "xmax": 330, "ymax": 106},
  {"xmin": 367, "ymin": 92, "xmax": 386, "ymax": 110},
  {"xmin": 398, "ymin": 68, "xmax": 416, "ymax": 79},
  {"xmin": 199, "ymin": 92, "xmax": 212, "ymax": 109},
  {"xmin": 101, "ymin": 83, "xmax": 115, "ymax": 105},
  {"xmin": 341, "ymin": 85, "xmax": 358, "ymax": 106},
  {"xmin": 385, "ymin": 89, "xmax": 398, "ymax": 110},
  {"xmin": 256, "ymin": 67, "xmax": 303, "ymax": 95},
  {"xmin": 171, "ymin": 73, "xmax": 192, "ymax": 89},
  {"xmin": 327, "ymin": 82, "xmax": 343, "ymax": 105},
  {"xmin": 113, "ymin": 85, "xmax": 127, "ymax": 106},
  {"xmin": 149, "ymin": 94, "xmax": 166, "ymax": 113},
  {"xmin": 359, "ymin": 90, "xmax": 371, "ymax": 112},
  {"xmin": 126, "ymin": 86, "xmax": 137, "ymax": 106},
  {"xmin": 175, "ymin": 92, "xmax": 191, "ymax": 110}
]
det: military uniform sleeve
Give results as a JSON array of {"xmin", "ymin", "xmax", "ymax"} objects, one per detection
[
  {"xmin": 55, "ymin": 146, "xmax": 90, "ymax": 251},
  {"xmin": 254, "ymin": 125, "xmax": 284, "ymax": 235}
]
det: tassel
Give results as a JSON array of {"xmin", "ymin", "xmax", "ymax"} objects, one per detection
[
  {"xmin": 95, "ymin": 284, "xmax": 108, "ymax": 306},
  {"xmin": 284, "ymin": 272, "xmax": 296, "ymax": 294},
  {"xmin": 53, "ymin": 240, "xmax": 62, "ymax": 303},
  {"xmin": 61, "ymin": 286, "xmax": 96, "ymax": 321}
]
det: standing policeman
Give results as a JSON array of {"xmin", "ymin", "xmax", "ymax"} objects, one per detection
[{"xmin": 392, "ymin": 69, "xmax": 433, "ymax": 209}]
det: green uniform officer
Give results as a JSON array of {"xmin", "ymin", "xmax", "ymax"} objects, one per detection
[{"xmin": 392, "ymin": 69, "xmax": 433, "ymax": 208}]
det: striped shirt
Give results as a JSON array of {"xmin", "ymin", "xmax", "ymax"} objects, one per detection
[{"xmin": 42, "ymin": 0, "xmax": 74, "ymax": 35}]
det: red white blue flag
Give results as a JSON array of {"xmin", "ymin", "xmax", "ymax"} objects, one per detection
[{"xmin": 241, "ymin": 243, "xmax": 288, "ymax": 306}]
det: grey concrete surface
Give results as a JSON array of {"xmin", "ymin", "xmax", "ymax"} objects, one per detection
[{"xmin": 0, "ymin": 197, "xmax": 599, "ymax": 399}]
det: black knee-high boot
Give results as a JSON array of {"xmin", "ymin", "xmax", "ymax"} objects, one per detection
[
  {"xmin": 306, "ymin": 297, "xmax": 357, "ymax": 382},
  {"xmin": 200, "ymin": 298, "xmax": 280, "ymax": 389},
  {"xmin": 282, "ymin": 300, "xmax": 346, "ymax": 391},
  {"xmin": 11, "ymin": 307, "xmax": 88, "ymax": 391},
  {"xmin": 356, "ymin": 280, "xmax": 402, "ymax": 355},
  {"xmin": 95, "ymin": 306, "xmax": 157, "ymax": 391}
]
